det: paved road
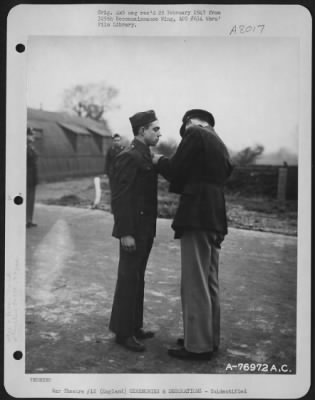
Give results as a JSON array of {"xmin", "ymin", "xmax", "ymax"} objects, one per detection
[{"xmin": 26, "ymin": 204, "xmax": 297, "ymax": 374}]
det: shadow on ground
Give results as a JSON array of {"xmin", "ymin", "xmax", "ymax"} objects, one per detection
[{"xmin": 26, "ymin": 204, "xmax": 296, "ymax": 374}]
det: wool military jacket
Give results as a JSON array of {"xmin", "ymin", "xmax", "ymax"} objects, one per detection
[
  {"xmin": 158, "ymin": 124, "xmax": 233, "ymax": 241},
  {"xmin": 110, "ymin": 139, "xmax": 158, "ymax": 239}
]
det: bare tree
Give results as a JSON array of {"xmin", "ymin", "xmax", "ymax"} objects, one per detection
[
  {"xmin": 232, "ymin": 144, "xmax": 264, "ymax": 166},
  {"xmin": 61, "ymin": 82, "xmax": 119, "ymax": 120}
]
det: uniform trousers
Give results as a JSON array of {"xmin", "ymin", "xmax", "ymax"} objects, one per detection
[
  {"xmin": 180, "ymin": 230, "xmax": 220, "ymax": 353},
  {"xmin": 109, "ymin": 234, "xmax": 154, "ymax": 337},
  {"xmin": 26, "ymin": 184, "xmax": 36, "ymax": 224}
]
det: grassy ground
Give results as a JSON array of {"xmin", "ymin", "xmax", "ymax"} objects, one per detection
[{"xmin": 35, "ymin": 176, "xmax": 297, "ymax": 236}]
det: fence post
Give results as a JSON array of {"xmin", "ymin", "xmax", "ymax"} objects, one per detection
[
  {"xmin": 277, "ymin": 167, "xmax": 288, "ymax": 201},
  {"xmin": 91, "ymin": 176, "xmax": 101, "ymax": 208}
]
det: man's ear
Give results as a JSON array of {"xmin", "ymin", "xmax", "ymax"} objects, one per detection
[{"xmin": 138, "ymin": 126, "xmax": 145, "ymax": 137}]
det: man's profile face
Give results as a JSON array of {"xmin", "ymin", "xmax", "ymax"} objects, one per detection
[{"xmin": 142, "ymin": 120, "xmax": 161, "ymax": 147}]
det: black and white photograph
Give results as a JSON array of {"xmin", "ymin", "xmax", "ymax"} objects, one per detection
[{"xmin": 4, "ymin": 3, "xmax": 312, "ymax": 399}]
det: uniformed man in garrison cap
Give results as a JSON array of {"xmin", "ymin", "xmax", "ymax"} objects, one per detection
[
  {"xmin": 109, "ymin": 110, "xmax": 162, "ymax": 352},
  {"xmin": 104, "ymin": 133, "xmax": 125, "ymax": 185},
  {"xmin": 153, "ymin": 109, "xmax": 233, "ymax": 360}
]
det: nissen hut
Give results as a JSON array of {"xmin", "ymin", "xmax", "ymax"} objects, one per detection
[{"xmin": 27, "ymin": 108, "xmax": 113, "ymax": 181}]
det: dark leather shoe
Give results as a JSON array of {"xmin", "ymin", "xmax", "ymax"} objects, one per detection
[
  {"xmin": 135, "ymin": 329, "xmax": 155, "ymax": 340},
  {"xmin": 115, "ymin": 336, "xmax": 145, "ymax": 352},
  {"xmin": 168, "ymin": 347, "xmax": 212, "ymax": 360},
  {"xmin": 176, "ymin": 338, "xmax": 218, "ymax": 352}
]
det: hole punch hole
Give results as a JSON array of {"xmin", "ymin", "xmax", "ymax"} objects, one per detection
[
  {"xmin": 15, "ymin": 43, "xmax": 25, "ymax": 53},
  {"xmin": 14, "ymin": 196, "xmax": 23, "ymax": 205},
  {"xmin": 13, "ymin": 351, "xmax": 23, "ymax": 360}
]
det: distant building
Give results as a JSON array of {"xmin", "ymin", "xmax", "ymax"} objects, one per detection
[{"xmin": 27, "ymin": 108, "xmax": 113, "ymax": 181}]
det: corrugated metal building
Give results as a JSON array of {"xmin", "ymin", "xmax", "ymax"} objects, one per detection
[{"xmin": 27, "ymin": 108, "xmax": 113, "ymax": 181}]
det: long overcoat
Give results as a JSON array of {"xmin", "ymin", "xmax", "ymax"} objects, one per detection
[
  {"xmin": 27, "ymin": 144, "xmax": 38, "ymax": 188},
  {"xmin": 158, "ymin": 124, "xmax": 233, "ymax": 242}
]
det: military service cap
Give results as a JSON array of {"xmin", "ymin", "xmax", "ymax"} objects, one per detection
[
  {"xmin": 182, "ymin": 109, "xmax": 215, "ymax": 127},
  {"xmin": 180, "ymin": 109, "xmax": 215, "ymax": 137}
]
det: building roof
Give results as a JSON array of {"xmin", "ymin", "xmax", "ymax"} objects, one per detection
[
  {"xmin": 27, "ymin": 108, "xmax": 112, "ymax": 137},
  {"xmin": 58, "ymin": 122, "xmax": 90, "ymax": 135}
]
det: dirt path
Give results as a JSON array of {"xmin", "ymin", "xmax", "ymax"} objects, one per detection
[{"xmin": 26, "ymin": 204, "xmax": 297, "ymax": 374}]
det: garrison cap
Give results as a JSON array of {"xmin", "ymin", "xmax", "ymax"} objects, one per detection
[
  {"xmin": 182, "ymin": 109, "xmax": 215, "ymax": 127},
  {"xmin": 129, "ymin": 110, "xmax": 157, "ymax": 131}
]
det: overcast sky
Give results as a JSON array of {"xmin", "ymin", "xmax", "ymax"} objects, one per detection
[{"xmin": 27, "ymin": 36, "xmax": 299, "ymax": 153}]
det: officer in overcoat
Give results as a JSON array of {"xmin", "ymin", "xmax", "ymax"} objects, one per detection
[
  {"xmin": 154, "ymin": 109, "xmax": 233, "ymax": 360},
  {"xmin": 26, "ymin": 128, "xmax": 38, "ymax": 228},
  {"xmin": 109, "ymin": 110, "xmax": 162, "ymax": 352}
]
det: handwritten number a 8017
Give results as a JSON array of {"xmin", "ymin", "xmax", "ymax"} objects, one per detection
[{"xmin": 229, "ymin": 24, "xmax": 265, "ymax": 35}]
